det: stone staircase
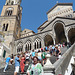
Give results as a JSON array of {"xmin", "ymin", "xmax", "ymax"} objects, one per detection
[
  {"xmin": 0, "ymin": 64, "xmax": 29, "ymax": 75},
  {"xmin": 0, "ymin": 46, "xmax": 68, "ymax": 75}
]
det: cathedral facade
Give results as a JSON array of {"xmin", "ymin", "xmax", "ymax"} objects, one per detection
[{"xmin": 0, "ymin": 0, "xmax": 75, "ymax": 56}]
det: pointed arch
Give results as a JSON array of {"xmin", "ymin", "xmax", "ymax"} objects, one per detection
[
  {"xmin": 17, "ymin": 41, "xmax": 23, "ymax": 53},
  {"xmin": 24, "ymin": 39, "xmax": 32, "ymax": 51},
  {"xmin": 34, "ymin": 37, "xmax": 42, "ymax": 49}
]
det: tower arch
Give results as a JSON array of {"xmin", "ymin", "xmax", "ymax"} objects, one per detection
[{"xmin": 5, "ymin": 7, "xmax": 14, "ymax": 16}]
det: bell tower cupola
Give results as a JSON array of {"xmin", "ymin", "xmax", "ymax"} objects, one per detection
[{"xmin": 5, "ymin": 0, "xmax": 22, "ymax": 5}]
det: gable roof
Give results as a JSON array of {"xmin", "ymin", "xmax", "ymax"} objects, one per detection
[
  {"xmin": 41, "ymin": 17, "xmax": 75, "ymax": 31},
  {"xmin": 22, "ymin": 29, "xmax": 35, "ymax": 33},
  {"xmin": 37, "ymin": 20, "xmax": 48, "ymax": 29},
  {"xmin": 47, "ymin": 3, "xmax": 73, "ymax": 14}
]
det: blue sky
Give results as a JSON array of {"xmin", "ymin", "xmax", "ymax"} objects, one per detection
[{"xmin": 0, "ymin": 0, "xmax": 75, "ymax": 33}]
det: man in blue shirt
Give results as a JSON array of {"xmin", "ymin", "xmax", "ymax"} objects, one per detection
[
  {"xmin": 3, "ymin": 55, "xmax": 11, "ymax": 72},
  {"xmin": 14, "ymin": 54, "xmax": 21, "ymax": 75},
  {"xmin": 45, "ymin": 47, "xmax": 47, "ymax": 51},
  {"xmin": 32, "ymin": 50, "xmax": 35, "ymax": 58}
]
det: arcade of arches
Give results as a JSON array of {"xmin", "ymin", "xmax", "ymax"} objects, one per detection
[{"xmin": 16, "ymin": 22, "xmax": 75, "ymax": 53}]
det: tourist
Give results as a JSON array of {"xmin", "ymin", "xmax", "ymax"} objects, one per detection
[
  {"xmin": 11, "ymin": 54, "xmax": 14, "ymax": 64},
  {"xmin": 55, "ymin": 46, "xmax": 59, "ymax": 60},
  {"xmin": 45, "ymin": 46, "xmax": 47, "ymax": 51},
  {"xmin": 58, "ymin": 47, "xmax": 61, "ymax": 55},
  {"xmin": 50, "ymin": 48, "xmax": 53, "ymax": 55},
  {"xmin": 52, "ymin": 45, "xmax": 55, "ymax": 50},
  {"xmin": 3, "ymin": 55, "xmax": 12, "ymax": 72},
  {"xmin": 20, "ymin": 54, "xmax": 25, "ymax": 73},
  {"xmin": 41, "ymin": 50, "xmax": 47, "ymax": 66},
  {"xmin": 25, "ymin": 51, "xmax": 30, "ymax": 66},
  {"xmin": 32, "ymin": 50, "xmax": 35, "ymax": 58},
  {"xmin": 38, "ymin": 50, "xmax": 42, "ymax": 63},
  {"xmin": 58, "ymin": 47, "xmax": 62, "ymax": 59},
  {"xmin": 41, "ymin": 48, "xmax": 43, "ymax": 52},
  {"xmin": 63, "ymin": 43, "xmax": 65, "ymax": 47},
  {"xmin": 27, "ymin": 56, "xmax": 43, "ymax": 75},
  {"xmin": 67, "ymin": 42, "xmax": 71, "ymax": 49},
  {"xmin": 14, "ymin": 54, "xmax": 21, "ymax": 75}
]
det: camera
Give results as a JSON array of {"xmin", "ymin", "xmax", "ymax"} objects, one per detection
[{"xmin": 31, "ymin": 70, "xmax": 33, "ymax": 74}]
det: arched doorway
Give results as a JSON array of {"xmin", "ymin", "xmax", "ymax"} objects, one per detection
[
  {"xmin": 54, "ymin": 23, "xmax": 67, "ymax": 44},
  {"xmin": 68, "ymin": 28, "xmax": 75, "ymax": 44},
  {"xmin": 44, "ymin": 35, "xmax": 53, "ymax": 46}
]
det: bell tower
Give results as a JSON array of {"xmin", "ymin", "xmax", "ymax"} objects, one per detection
[{"xmin": 0, "ymin": 0, "xmax": 22, "ymax": 55}]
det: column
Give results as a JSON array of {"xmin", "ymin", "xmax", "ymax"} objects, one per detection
[
  {"xmin": 23, "ymin": 44, "xmax": 25, "ymax": 52},
  {"xmin": 65, "ymin": 33, "xmax": 69, "ymax": 43},
  {"xmin": 66, "ymin": 37, "xmax": 69, "ymax": 43},
  {"xmin": 41, "ymin": 40, "xmax": 45, "ymax": 48},
  {"xmin": 53, "ymin": 38, "xmax": 56, "ymax": 45},
  {"xmin": 32, "ymin": 42, "xmax": 34, "ymax": 50}
]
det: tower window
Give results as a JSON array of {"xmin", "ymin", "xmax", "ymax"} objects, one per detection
[
  {"xmin": 5, "ymin": 24, "xmax": 8, "ymax": 31},
  {"xmin": 5, "ymin": 8, "xmax": 13, "ymax": 16},
  {"xmin": 2, "ymin": 24, "xmax": 8, "ymax": 31},
  {"xmin": 6, "ymin": 10, "xmax": 13, "ymax": 16}
]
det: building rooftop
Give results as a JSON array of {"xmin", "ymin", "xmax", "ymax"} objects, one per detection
[{"xmin": 47, "ymin": 3, "xmax": 73, "ymax": 14}]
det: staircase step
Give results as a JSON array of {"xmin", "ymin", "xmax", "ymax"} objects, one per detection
[{"xmin": 0, "ymin": 64, "xmax": 29, "ymax": 75}]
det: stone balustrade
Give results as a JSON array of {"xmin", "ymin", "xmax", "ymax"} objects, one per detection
[
  {"xmin": 53, "ymin": 43, "xmax": 75, "ymax": 75},
  {"xmin": 43, "ymin": 43, "xmax": 75, "ymax": 75},
  {"xmin": 43, "ymin": 53, "xmax": 55, "ymax": 75}
]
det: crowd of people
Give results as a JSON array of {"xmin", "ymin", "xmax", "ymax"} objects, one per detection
[{"xmin": 3, "ymin": 43, "xmax": 71, "ymax": 75}]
